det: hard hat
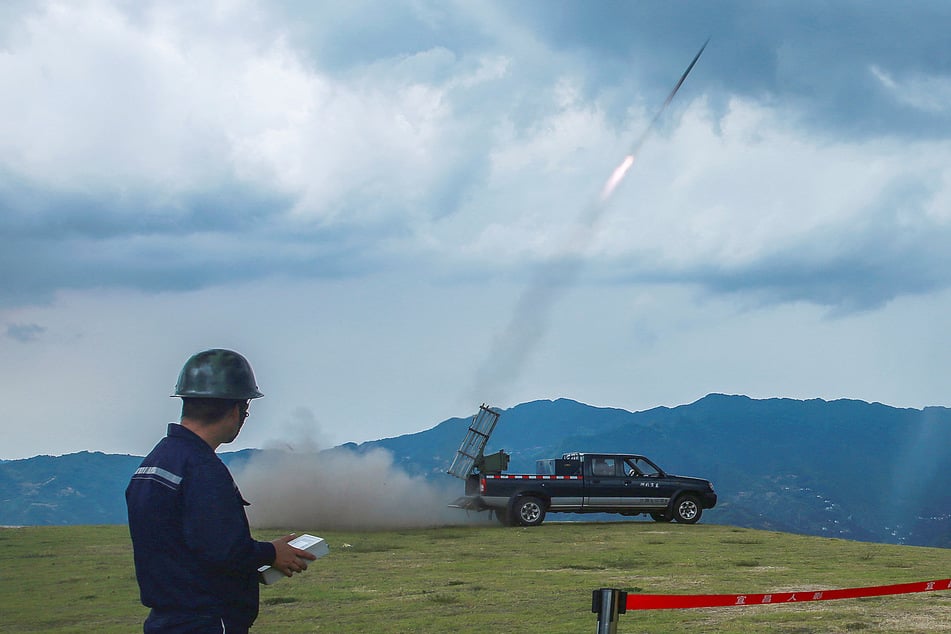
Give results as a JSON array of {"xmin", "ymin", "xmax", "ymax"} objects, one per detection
[{"xmin": 172, "ymin": 349, "xmax": 264, "ymax": 400}]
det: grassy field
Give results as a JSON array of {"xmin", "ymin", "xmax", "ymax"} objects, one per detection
[{"xmin": 0, "ymin": 522, "xmax": 948, "ymax": 633}]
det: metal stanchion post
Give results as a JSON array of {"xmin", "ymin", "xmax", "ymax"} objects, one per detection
[{"xmin": 592, "ymin": 588, "xmax": 627, "ymax": 634}]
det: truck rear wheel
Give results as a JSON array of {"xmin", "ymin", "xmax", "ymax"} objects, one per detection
[
  {"xmin": 673, "ymin": 494, "xmax": 702, "ymax": 524},
  {"xmin": 513, "ymin": 496, "xmax": 546, "ymax": 526}
]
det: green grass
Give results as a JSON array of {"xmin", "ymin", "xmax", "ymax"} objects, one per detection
[{"xmin": 0, "ymin": 523, "xmax": 949, "ymax": 633}]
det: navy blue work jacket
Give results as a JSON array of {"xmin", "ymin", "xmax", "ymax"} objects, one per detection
[{"xmin": 126, "ymin": 424, "xmax": 276, "ymax": 628}]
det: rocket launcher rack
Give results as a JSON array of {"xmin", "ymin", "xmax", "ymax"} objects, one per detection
[{"xmin": 446, "ymin": 404, "xmax": 504, "ymax": 479}]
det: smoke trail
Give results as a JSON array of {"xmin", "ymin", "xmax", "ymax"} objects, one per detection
[
  {"xmin": 469, "ymin": 254, "xmax": 586, "ymax": 403},
  {"xmin": 470, "ymin": 41, "xmax": 709, "ymax": 403}
]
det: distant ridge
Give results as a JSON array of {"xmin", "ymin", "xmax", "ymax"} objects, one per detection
[
  {"xmin": 1, "ymin": 395, "xmax": 949, "ymax": 547},
  {"xmin": 356, "ymin": 394, "xmax": 951, "ymax": 547}
]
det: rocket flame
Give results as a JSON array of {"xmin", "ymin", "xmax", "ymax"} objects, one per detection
[
  {"xmin": 599, "ymin": 154, "xmax": 635, "ymax": 202},
  {"xmin": 597, "ymin": 39, "xmax": 708, "ymax": 206}
]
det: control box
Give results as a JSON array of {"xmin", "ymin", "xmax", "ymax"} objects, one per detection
[{"xmin": 258, "ymin": 534, "xmax": 329, "ymax": 585}]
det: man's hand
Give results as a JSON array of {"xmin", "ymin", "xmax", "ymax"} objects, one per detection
[{"xmin": 270, "ymin": 534, "xmax": 318, "ymax": 577}]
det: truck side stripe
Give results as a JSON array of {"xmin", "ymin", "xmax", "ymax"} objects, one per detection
[{"xmin": 484, "ymin": 475, "xmax": 582, "ymax": 480}]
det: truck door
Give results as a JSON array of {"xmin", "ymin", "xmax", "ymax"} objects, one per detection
[
  {"xmin": 621, "ymin": 456, "xmax": 673, "ymax": 510},
  {"xmin": 582, "ymin": 455, "xmax": 624, "ymax": 508}
]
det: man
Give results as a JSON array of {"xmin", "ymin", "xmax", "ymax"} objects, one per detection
[{"xmin": 127, "ymin": 349, "xmax": 316, "ymax": 633}]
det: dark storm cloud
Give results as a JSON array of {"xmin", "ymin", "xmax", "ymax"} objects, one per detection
[
  {"xmin": 0, "ymin": 151, "xmax": 486, "ymax": 308},
  {"xmin": 0, "ymin": 167, "xmax": 286, "ymax": 238},
  {"xmin": 605, "ymin": 209, "xmax": 951, "ymax": 313},
  {"xmin": 504, "ymin": 0, "xmax": 951, "ymax": 138},
  {"xmin": 0, "ymin": 171, "xmax": 384, "ymax": 306},
  {"xmin": 702, "ymin": 241, "xmax": 951, "ymax": 313},
  {"xmin": 0, "ymin": 223, "xmax": 378, "ymax": 307}
]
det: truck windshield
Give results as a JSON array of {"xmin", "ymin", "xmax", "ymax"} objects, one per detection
[{"xmin": 625, "ymin": 457, "xmax": 662, "ymax": 477}]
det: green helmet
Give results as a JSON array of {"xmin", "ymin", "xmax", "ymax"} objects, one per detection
[{"xmin": 172, "ymin": 349, "xmax": 264, "ymax": 400}]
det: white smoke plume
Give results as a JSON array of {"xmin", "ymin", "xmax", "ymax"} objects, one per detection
[{"xmin": 233, "ymin": 445, "xmax": 486, "ymax": 531}]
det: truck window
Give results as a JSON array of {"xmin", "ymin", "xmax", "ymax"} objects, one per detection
[{"xmin": 589, "ymin": 457, "xmax": 618, "ymax": 477}]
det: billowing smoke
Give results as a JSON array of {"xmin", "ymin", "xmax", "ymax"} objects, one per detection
[
  {"xmin": 233, "ymin": 444, "xmax": 486, "ymax": 531},
  {"xmin": 235, "ymin": 446, "xmax": 481, "ymax": 530}
]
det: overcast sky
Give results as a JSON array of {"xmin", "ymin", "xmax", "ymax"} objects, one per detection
[{"xmin": 3, "ymin": 1, "xmax": 951, "ymax": 460}]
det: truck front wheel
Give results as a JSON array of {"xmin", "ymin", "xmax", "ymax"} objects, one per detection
[
  {"xmin": 673, "ymin": 494, "xmax": 702, "ymax": 524},
  {"xmin": 513, "ymin": 496, "xmax": 546, "ymax": 526}
]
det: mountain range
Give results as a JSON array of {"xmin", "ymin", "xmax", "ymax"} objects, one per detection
[{"xmin": 2, "ymin": 394, "xmax": 949, "ymax": 548}]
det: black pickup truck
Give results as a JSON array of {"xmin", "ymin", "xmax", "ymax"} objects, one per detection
[{"xmin": 452, "ymin": 452, "xmax": 717, "ymax": 527}]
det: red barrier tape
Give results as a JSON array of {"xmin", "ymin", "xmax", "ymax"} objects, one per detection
[{"xmin": 625, "ymin": 578, "xmax": 951, "ymax": 610}]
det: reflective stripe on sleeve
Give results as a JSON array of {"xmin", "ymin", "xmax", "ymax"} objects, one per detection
[{"xmin": 132, "ymin": 466, "xmax": 183, "ymax": 489}]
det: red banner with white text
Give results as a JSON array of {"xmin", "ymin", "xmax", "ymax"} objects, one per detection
[{"xmin": 625, "ymin": 578, "xmax": 951, "ymax": 611}]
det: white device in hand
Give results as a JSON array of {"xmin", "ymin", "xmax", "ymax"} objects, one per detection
[{"xmin": 258, "ymin": 534, "xmax": 329, "ymax": 585}]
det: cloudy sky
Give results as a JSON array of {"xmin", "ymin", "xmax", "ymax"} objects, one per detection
[{"xmin": 3, "ymin": 1, "xmax": 951, "ymax": 460}]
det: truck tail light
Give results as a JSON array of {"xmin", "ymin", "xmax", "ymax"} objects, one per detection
[{"xmin": 480, "ymin": 476, "xmax": 486, "ymax": 494}]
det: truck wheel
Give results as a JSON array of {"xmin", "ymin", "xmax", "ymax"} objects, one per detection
[
  {"xmin": 650, "ymin": 511, "xmax": 672, "ymax": 523},
  {"xmin": 513, "ymin": 496, "xmax": 546, "ymax": 526},
  {"xmin": 673, "ymin": 494, "xmax": 702, "ymax": 524}
]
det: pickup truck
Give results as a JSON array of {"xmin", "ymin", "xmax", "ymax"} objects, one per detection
[{"xmin": 452, "ymin": 452, "xmax": 717, "ymax": 527}]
